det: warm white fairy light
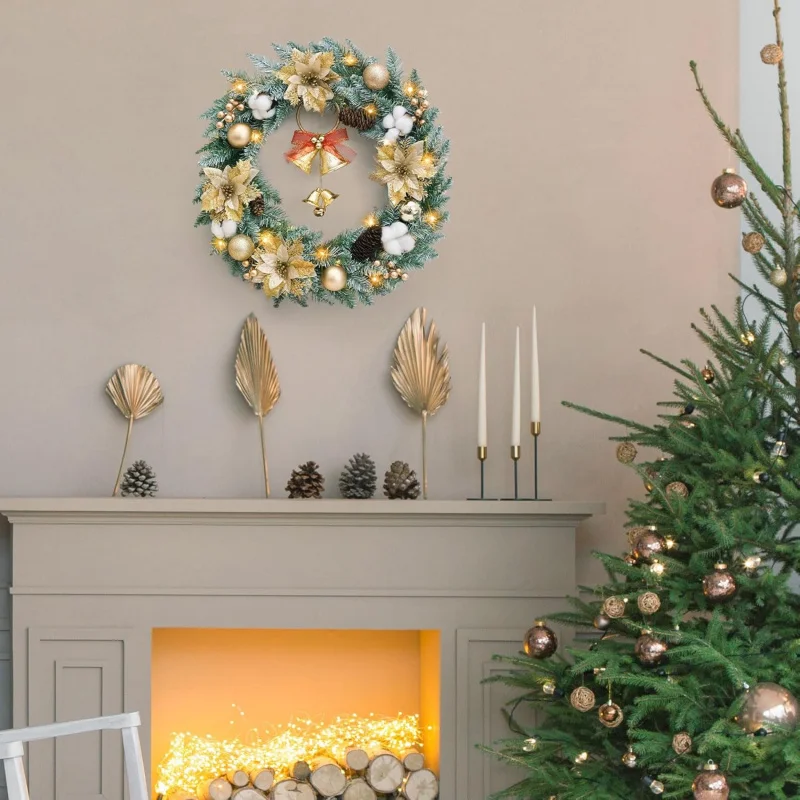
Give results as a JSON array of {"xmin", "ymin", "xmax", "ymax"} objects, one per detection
[{"xmin": 155, "ymin": 713, "xmax": 423, "ymax": 794}]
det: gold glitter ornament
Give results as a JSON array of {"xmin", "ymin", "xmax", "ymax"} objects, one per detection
[
  {"xmin": 692, "ymin": 761, "xmax": 730, "ymax": 800},
  {"xmin": 761, "ymin": 43, "xmax": 784, "ymax": 64},
  {"xmin": 632, "ymin": 530, "xmax": 666, "ymax": 561},
  {"xmin": 362, "ymin": 62, "xmax": 390, "ymax": 90},
  {"xmin": 616, "ymin": 442, "xmax": 637, "ymax": 463},
  {"xmin": 742, "ymin": 231, "xmax": 765, "ymax": 253},
  {"xmin": 227, "ymin": 234, "xmax": 255, "ymax": 261},
  {"xmin": 227, "ymin": 123, "xmax": 253, "ymax": 149},
  {"xmin": 637, "ymin": 591, "xmax": 661, "ymax": 615},
  {"xmin": 666, "ymin": 481, "xmax": 689, "ymax": 498},
  {"xmin": 711, "ymin": 169, "xmax": 747, "ymax": 209},
  {"xmin": 570, "ymin": 686, "xmax": 596, "ymax": 712},
  {"xmin": 598, "ymin": 702, "xmax": 624, "ymax": 728},
  {"xmin": 770, "ymin": 267, "xmax": 788, "ymax": 287},
  {"xmin": 672, "ymin": 732, "xmax": 692, "ymax": 755},
  {"xmin": 603, "ymin": 596, "xmax": 627, "ymax": 619}
]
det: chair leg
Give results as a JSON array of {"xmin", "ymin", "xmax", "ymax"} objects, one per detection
[
  {"xmin": 121, "ymin": 727, "xmax": 149, "ymax": 800},
  {"xmin": 3, "ymin": 756, "xmax": 30, "ymax": 800}
]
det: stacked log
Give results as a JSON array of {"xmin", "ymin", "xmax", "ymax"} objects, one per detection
[{"xmin": 183, "ymin": 749, "xmax": 436, "ymax": 800}]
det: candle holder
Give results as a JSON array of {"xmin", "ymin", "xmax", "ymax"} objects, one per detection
[
  {"xmin": 501, "ymin": 445, "xmax": 522, "ymax": 500},
  {"xmin": 531, "ymin": 421, "xmax": 551, "ymax": 501},
  {"xmin": 468, "ymin": 446, "xmax": 493, "ymax": 500}
]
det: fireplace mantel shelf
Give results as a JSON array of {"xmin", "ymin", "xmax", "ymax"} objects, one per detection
[{"xmin": 0, "ymin": 497, "xmax": 604, "ymax": 526}]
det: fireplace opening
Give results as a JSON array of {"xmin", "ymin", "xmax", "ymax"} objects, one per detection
[{"xmin": 151, "ymin": 629, "xmax": 441, "ymax": 799}]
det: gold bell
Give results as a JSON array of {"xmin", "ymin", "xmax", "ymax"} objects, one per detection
[{"xmin": 304, "ymin": 187, "xmax": 339, "ymax": 217}]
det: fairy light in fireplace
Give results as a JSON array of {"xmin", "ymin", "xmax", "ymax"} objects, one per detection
[{"xmin": 154, "ymin": 712, "xmax": 426, "ymax": 795}]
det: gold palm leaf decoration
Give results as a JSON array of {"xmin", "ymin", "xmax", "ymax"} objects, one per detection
[
  {"xmin": 391, "ymin": 307, "xmax": 451, "ymax": 499},
  {"xmin": 105, "ymin": 364, "xmax": 164, "ymax": 496},
  {"xmin": 235, "ymin": 314, "xmax": 281, "ymax": 497}
]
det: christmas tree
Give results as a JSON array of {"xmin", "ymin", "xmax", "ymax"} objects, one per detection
[{"xmin": 486, "ymin": 3, "xmax": 800, "ymax": 798}]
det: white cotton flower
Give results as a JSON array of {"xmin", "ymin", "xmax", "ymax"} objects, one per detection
[
  {"xmin": 381, "ymin": 106, "xmax": 414, "ymax": 143},
  {"xmin": 381, "ymin": 220, "xmax": 415, "ymax": 256},
  {"xmin": 248, "ymin": 91, "xmax": 276, "ymax": 120},
  {"xmin": 211, "ymin": 219, "xmax": 237, "ymax": 239}
]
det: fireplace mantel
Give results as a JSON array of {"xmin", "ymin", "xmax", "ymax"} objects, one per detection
[{"xmin": 1, "ymin": 497, "xmax": 603, "ymax": 800}]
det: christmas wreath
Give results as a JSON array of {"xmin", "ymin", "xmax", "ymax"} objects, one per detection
[{"xmin": 195, "ymin": 40, "xmax": 451, "ymax": 307}]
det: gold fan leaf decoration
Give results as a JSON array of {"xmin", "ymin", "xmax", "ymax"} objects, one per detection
[
  {"xmin": 235, "ymin": 314, "xmax": 281, "ymax": 497},
  {"xmin": 105, "ymin": 364, "xmax": 164, "ymax": 496},
  {"xmin": 391, "ymin": 307, "xmax": 451, "ymax": 499}
]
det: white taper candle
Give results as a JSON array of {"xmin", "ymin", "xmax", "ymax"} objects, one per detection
[
  {"xmin": 512, "ymin": 326, "xmax": 521, "ymax": 446},
  {"xmin": 532, "ymin": 306, "xmax": 541, "ymax": 424},
  {"xmin": 478, "ymin": 323, "xmax": 487, "ymax": 448}
]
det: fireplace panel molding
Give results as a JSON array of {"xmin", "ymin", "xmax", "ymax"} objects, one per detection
[{"xmin": 1, "ymin": 498, "xmax": 602, "ymax": 800}]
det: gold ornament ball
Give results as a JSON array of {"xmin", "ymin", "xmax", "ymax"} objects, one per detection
[
  {"xmin": 542, "ymin": 680, "xmax": 557, "ymax": 696},
  {"xmin": 638, "ymin": 591, "xmax": 661, "ymax": 615},
  {"xmin": 621, "ymin": 750, "xmax": 637, "ymax": 768},
  {"xmin": 616, "ymin": 442, "xmax": 637, "ymax": 464},
  {"xmin": 227, "ymin": 234, "xmax": 255, "ymax": 262},
  {"xmin": 702, "ymin": 563, "xmax": 737, "ymax": 603},
  {"xmin": 666, "ymin": 481, "xmax": 689, "ymax": 498},
  {"xmin": 793, "ymin": 301, "xmax": 800, "ymax": 323},
  {"xmin": 321, "ymin": 263, "xmax": 348, "ymax": 292},
  {"xmin": 523, "ymin": 621, "xmax": 558, "ymax": 659},
  {"xmin": 635, "ymin": 631, "xmax": 668, "ymax": 665},
  {"xmin": 593, "ymin": 613, "xmax": 611, "ymax": 630},
  {"xmin": 761, "ymin": 43, "xmax": 784, "ymax": 64},
  {"xmin": 226, "ymin": 122, "xmax": 253, "ymax": 149},
  {"xmin": 711, "ymin": 169, "xmax": 747, "ymax": 209},
  {"xmin": 362, "ymin": 63, "xmax": 390, "ymax": 90},
  {"xmin": 692, "ymin": 762, "xmax": 729, "ymax": 800},
  {"xmin": 598, "ymin": 702, "xmax": 624, "ymax": 728},
  {"xmin": 632, "ymin": 530, "xmax": 666, "ymax": 562},
  {"xmin": 603, "ymin": 596, "xmax": 627, "ymax": 619},
  {"xmin": 672, "ymin": 731, "xmax": 692, "ymax": 755},
  {"xmin": 771, "ymin": 267, "xmax": 788, "ymax": 287},
  {"xmin": 738, "ymin": 682, "xmax": 799, "ymax": 733},
  {"xmin": 742, "ymin": 231, "xmax": 765, "ymax": 254},
  {"xmin": 701, "ymin": 366, "xmax": 715, "ymax": 383},
  {"xmin": 570, "ymin": 686, "xmax": 596, "ymax": 712}
]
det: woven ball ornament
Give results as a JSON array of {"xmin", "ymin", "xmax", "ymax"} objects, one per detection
[
  {"xmin": 761, "ymin": 43, "xmax": 784, "ymax": 64},
  {"xmin": 637, "ymin": 591, "xmax": 661, "ymax": 615},
  {"xmin": 666, "ymin": 481, "xmax": 689, "ymax": 498},
  {"xmin": 603, "ymin": 596, "xmax": 627, "ymax": 619},
  {"xmin": 598, "ymin": 702, "xmax": 624, "ymax": 728},
  {"xmin": 616, "ymin": 442, "xmax": 637, "ymax": 463},
  {"xmin": 570, "ymin": 686, "xmax": 596, "ymax": 712},
  {"xmin": 195, "ymin": 40, "xmax": 451, "ymax": 307},
  {"xmin": 672, "ymin": 732, "xmax": 692, "ymax": 755},
  {"xmin": 742, "ymin": 231, "xmax": 765, "ymax": 253}
]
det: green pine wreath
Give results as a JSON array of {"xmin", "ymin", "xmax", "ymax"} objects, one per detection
[{"xmin": 194, "ymin": 39, "xmax": 451, "ymax": 307}]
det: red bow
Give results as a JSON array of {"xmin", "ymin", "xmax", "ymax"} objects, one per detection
[{"xmin": 284, "ymin": 128, "xmax": 356, "ymax": 175}]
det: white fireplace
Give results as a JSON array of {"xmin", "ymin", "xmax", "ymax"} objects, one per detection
[{"xmin": 0, "ymin": 498, "xmax": 601, "ymax": 800}]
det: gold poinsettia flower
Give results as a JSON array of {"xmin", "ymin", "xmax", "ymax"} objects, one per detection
[
  {"xmin": 252, "ymin": 236, "xmax": 315, "ymax": 298},
  {"xmin": 370, "ymin": 140, "xmax": 436, "ymax": 206},
  {"xmin": 201, "ymin": 159, "xmax": 260, "ymax": 222},
  {"xmin": 276, "ymin": 49, "xmax": 339, "ymax": 114}
]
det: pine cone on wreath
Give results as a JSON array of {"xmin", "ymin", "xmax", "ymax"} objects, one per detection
[
  {"xmin": 286, "ymin": 461, "xmax": 325, "ymax": 498},
  {"xmin": 383, "ymin": 460, "xmax": 420, "ymax": 500},
  {"xmin": 120, "ymin": 460, "xmax": 158, "ymax": 498},
  {"xmin": 249, "ymin": 195, "xmax": 265, "ymax": 217},
  {"xmin": 339, "ymin": 453, "xmax": 377, "ymax": 498},
  {"xmin": 339, "ymin": 105, "xmax": 374, "ymax": 132},
  {"xmin": 351, "ymin": 225, "xmax": 383, "ymax": 262}
]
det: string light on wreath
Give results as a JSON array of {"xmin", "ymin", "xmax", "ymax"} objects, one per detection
[{"xmin": 195, "ymin": 40, "xmax": 451, "ymax": 307}]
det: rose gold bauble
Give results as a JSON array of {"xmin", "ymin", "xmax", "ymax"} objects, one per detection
[
  {"xmin": 702, "ymin": 564, "xmax": 737, "ymax": 603},
  {"xmin": 523, "ymin": 621, "xmax": 558, "ymax": 659},
  {"xmin": 711, "ymin": 169, "xmax": 747, "ymax": 209},
  {"xmin": 227, "ymin": 234, "xmax": 255, "ymax": 261},
  {"xmin": 635, "ymin": 631, "xmax": 668, "ymax": 665},
  {"xmin": 632, "ymin": 530, "xmax": 666, "ymax": 561},
  {"xmin": 226, "ymin": 122, "xmax": 253, "ymax": 149},
  {"xmin": 692, "ymin": 762, "xmax": 729, "ymax": 800},
  {"xmin": 738, "ymin": 682, "xmax": 799, "ymax": 733},
  {"xmin": 362, "ymin": 63, "xmax": 390, "ymax": 90}
]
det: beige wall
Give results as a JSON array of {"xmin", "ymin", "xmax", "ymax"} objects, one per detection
[{"xmin": 0, "ymin": 1, "xmax": 738, "ymax": 584}]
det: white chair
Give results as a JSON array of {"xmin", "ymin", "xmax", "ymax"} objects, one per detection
[{"xmin": 0, "ymin": 712, "xmax": 148, "ymax": 800}]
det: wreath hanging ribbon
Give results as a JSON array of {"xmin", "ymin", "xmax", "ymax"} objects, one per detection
[{"xmin": 285, "ymin": 128, "xmax": 356, "ymax": 175}]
